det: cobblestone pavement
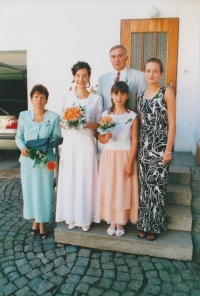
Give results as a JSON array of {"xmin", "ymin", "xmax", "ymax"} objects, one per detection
[{"xmin": 0, "ymin": 178, "xmax": 200, "ymax": 296}]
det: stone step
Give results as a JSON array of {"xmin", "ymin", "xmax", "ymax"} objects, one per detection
[
  {"xmin": 54, "ymin": 222, "xmax": 193, "ymax": 261},
  {"xmin": 168, "ymin": 165, "xmax": 191, "ymax": 185},
  {"xmin": 166, "ymin": 184, "xmax": 192, "ymax": 206},
  {"xmin": 166, "ymin": 205, "xmax": 192, "ymax": 231}
]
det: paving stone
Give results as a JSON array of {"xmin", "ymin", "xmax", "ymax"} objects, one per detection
[
  {"xmin": 113, "ymin": 281, "xmax": 127, "ymax": 292},
  {"xmin": 15, "ymin": 285, "xmax": 30, "ymax": 296},
  {"xmin": 131, "ymin": 274, "xmax": 144, "ymax": 281},
  {"xmin": 71, "ymin": 265, "xmax": 86, "ymax": 275},
  {"xmin": 148, "ymin": 278, "xmax": 162, "ymax": 285},
  {"xmin": 41, "ymin": 271, "xmax": 55, "ymax": 280},
  {"xmin": 54, "ymin": 265, "xmax": 71, "ymax": 276},
  {"xmin": 141, "ymin": 262, "xmax": 155, "ymax": 271},
  {"xmin": 66, "ymin": 253, "xmax": 77, "ymax": 263},
  {"xmin": 76, "ymin": 282, "xmax": 90, "ymax": 294},
  {"xmin": 102, "ymin": 291, "xmax": 120, "ymax": 296},
  {"xmin": 88, "ymin": 287, "xmax": 104, "ymax": 296},
  {"xmin": 26, "ymin": 251, "xmax": 36, "ymax": 260},
  {"xmin": 15, "ymin": 257, "xmax": 28, "ymax": 267},
  {"xmin": 187, "ymin": 280, "xmax": 199, "ymax": 289},
  {"xmin": 28, "ymin": 277, "xmax": 43, "ymax": 289},
  {"xmin": 130, "ymin": 266, "xmax": 143, "ymax": 274},
  {"xmin": 40, "ymin": 263, "xmax": 54, "ymax": 274},
  {"xmin": 170, "ymin": 273, "xmax": 182, "ymax": 284},
  {"xmin": 54, "ymin": 256, "xmax": 65, "ymax": 267},
  {"xmin": 14, "ymin": 276, "xmax": 29, "ymax": 288},
  {"xmin": 33, "ymin": 280, "xmax": 55, "ymax": 295},
  {"xmin": 144, "ymin": 285, "xmax": 161, "ymax": 295},
  {"xmin": 41, "ymin": 257, "xmax": 49, "ymax": 264},
  {"xmin": 81, "ymin": 275, "xmax": 100, "ymax": 285},
  {"xmin": 122, "ymin": 291, "xmax": 136, "ymax": 296},
  {"xmin": 117, "ymin": 265, "xmax": 129, "ymax": 272},
  {"xmin": 48, "ymin": 274, "xmax": 63, "ymax": 285},
  {"xmin": 86, "ymin": 267, "xmax": 102, "ymax": 277},
  {"xmin": 191, "ymin": 289, "xmax": 200, "ymax": 296},
  {"xmin": 36, "ymin": 253, "xmax": 44, "ymax": 259},
  {"xmin": 7, "ymin": 271, "xmax": 20, "ymax": 281},
  {"xmin": 103, "ymin": 270, "xmax": 116, "ymax": 279},
  {"xmin": 66, "ymin": 245, "xmax": 78, "ymax": 253},
  {"xmin": 125, "ymin": 258, "xmax": 139, "ymax": 267},
  {"xmin": 175, "ymin": 283, "xmax": 190, "ymax": 293},
  {"xmin": 102, "ymin": 262, "xmax": 115, "ymax": 269},
  {"xmin": 1, "ymin": 283, "xmax": 17, "ymax": 295},
  {"xmin": 65, "ymin": 274, "xmax": 81, "ymax": 284},
  {"xmin": 159, "ymin": 270, "xmax": 172, "ymax": 283},
  {"xmin": 26, "ymin": 268, "xmax": 41, "ymax": 279},
  {"xmin": 0, "ymin": 277, "xmax": 8, "ymax": 286},
  {"xmin": 162, "ymin": 283, "xmax": 173, "ymax": 295},
  {"xmin": 173, "ymin": 261, "xmax": 188, "ymax": 270},
  {"xmin": 4, "ymin": 265, "xmax": 16, "ymax": 274},
  {"xmin": 45, "ymin": 249, "xmax": 56, "ymax": 260},
  {"xmin": 180, "ymin": 270, "xmax": 194, "ymax": 280},
  {"xmin": 90, "ymin": 259, "xmax": 101, "ymax": 268},
  {"xmin": 59, "ymin": 283, "xmax": 75, "ymax": 294},
  {"xmin": 128, "ymin": 280, "xmax": 143, "ymax": 292},
  {"xmin": 114, "ymin": 257, "xmax": 125, "ymax": 266},
  {"xmin": 55, "ymin": 247, "xmax": 66, "ymax": 257},
  {"xmin": 99, "ymin": 278, "xmax": 113, "ymax": 289},
  {"xmin": 18, "ymin": 263, "xmax": 32, "ymax": 275},
  {"xmin": 92, "ymin": 252, "xmax": 101, "ymax": 259},
  {"xmin": 78, "ymin": 248, "xmax": 91, "ymax": 257},
  {"xmin": 29, "ymin": 258, "xmax": 41, "ymax": 268},
  {"xmin": 160, "ymin": 259, "xmax": 176, "ymax": 273},
  {"xmin": 76, "ymin": 256, "xmax": 90, "ymax": 267},
  {"xmin": 155, "ymin": 262, "xmax": 165, "ymax": 270},
  {"xmin": 43, "ymin": 243, "xmax": 55, "ymax": 251},
  {"xmin": 171, "ymin": 292, "xmax": 188, "ymax": 296}
]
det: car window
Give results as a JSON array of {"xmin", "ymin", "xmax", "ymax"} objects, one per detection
[{"xmin": 0, "ymin": 101, "xmax": 27, "ymax": 116}]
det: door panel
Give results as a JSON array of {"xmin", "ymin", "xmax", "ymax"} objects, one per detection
[{"xmin": 121, "ymin": 18, "xmax": 179, "ymax": 94}]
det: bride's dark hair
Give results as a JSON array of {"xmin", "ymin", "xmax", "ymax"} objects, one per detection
[
  {"xmin": 108, "ymin": 81, "xmax": 130, "ymax": 114},
  {"xmin": 71, "ymin": 61, "xmax": 91, "ymax": 87}
]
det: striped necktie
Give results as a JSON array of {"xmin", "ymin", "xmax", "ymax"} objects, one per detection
[{"xmin": 115, "ymin": 72, "xmax": 120, "ymax": 82}]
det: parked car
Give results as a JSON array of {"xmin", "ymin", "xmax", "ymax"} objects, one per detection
[{"xmin": 0, "ymin": 100, "xmax": 27, "ymax": 150}]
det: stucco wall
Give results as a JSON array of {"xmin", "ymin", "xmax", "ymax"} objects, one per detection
[{"xmin": 0, "ymin": 0, "xmax": 200, "ymax": 153}]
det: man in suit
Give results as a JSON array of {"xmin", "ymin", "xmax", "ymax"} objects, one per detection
[{"xmin": 97, "ymin": 45, "xmax": 147, "ymax": 111}]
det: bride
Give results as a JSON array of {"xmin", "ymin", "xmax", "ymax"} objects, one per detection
[{"xmin": 56, "ymin": 61, "xmax": 103, "ymax": 231}]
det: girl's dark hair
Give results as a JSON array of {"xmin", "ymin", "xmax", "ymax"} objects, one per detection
[
  {"xmin": 30, "ymin": 84, "xmax": 49, "ymax": 100},
  {"xmin": 108, "ymin": 81, "xmax": 130, "ymax": 114},
  {"xmin": 71, "ymin": 61, "xmax": 91, "ymax": 87},
  {"xmin": 144, "ymin": 57, "xmax": 164, "ymax": 73}
]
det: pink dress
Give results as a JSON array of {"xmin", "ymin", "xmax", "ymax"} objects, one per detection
[{"xmin": 96, "ymin": 110, "xmax": 139, "ymax": 225}]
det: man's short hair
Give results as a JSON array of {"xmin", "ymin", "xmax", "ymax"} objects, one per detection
[{"xmin": 109, "ymin": 45, "xmax": 127, "ymax": 56}]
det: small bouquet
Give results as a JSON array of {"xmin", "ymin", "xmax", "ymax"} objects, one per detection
[
  {"xmin": 97, "ymin": 116, "xmax": 117, "ymax": 134},
  {"xmin": 28, "ymin": 148, "xmax": 57, "ymax": 171},
  {"xmin": 61, "ymin": 104, "xmax": 87, "ymax": 129}
]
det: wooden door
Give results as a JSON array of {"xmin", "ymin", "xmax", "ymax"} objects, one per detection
[{"xmin": 121, "ymin": 18, "xmax": 179, "ymax": 94}]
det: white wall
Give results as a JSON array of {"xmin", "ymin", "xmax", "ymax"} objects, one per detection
[{"xmin": 0, "ymin": 0, "xmax": 200, "ymax": 153}]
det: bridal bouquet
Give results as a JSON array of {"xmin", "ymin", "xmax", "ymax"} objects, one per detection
[
  {"xmin": 28, "ymin": 148, "xmax": 57, "ymax": 171},
  {"xmin": 61, "ymin": 104, "xmax": 87, "ymax": 129},
  {"xmin": 97, "ymin": 116, "xmax": 117, "ymax": 134}
]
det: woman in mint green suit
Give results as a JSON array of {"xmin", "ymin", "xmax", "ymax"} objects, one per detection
[{"xmin": 15, "ymin": 84, "xmax": 61, "ymax": 239}]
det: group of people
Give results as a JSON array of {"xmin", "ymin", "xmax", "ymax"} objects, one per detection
[{"xmin": 15, "ymin": 45, "xmax": 176, "ymax": 241}]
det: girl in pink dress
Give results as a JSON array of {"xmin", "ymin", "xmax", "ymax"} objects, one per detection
[{"xmin": 96, "ymin": 81, "xmax": 139, "ymax": 237}]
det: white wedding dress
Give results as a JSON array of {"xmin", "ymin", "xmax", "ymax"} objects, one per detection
[{"xmin": 56, "ymin": 91, "xmax": 103, "ymax": 226}]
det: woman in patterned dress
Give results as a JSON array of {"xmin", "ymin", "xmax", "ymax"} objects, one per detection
[{"xmin": 137, "ymin": 58, "xmax": 176, "ymax": 241}]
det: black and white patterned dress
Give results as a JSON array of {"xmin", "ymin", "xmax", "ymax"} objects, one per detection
[{"xmin": 137, "ymin": 87, "xmax": 170, "ymax": 233}]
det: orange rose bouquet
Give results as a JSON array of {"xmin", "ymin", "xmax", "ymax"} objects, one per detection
[
  {"xmin": 97, "ymin": 116, "xmax": 117, "ymax": 134},
  {"xmin": 61, "ymin": 104, "xmax": 87, "ymax": 129},
  {"xmin": 28, "ymin": 148, "xmax": 57, "ymax": 171}
]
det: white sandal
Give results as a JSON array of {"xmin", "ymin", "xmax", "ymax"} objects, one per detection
[
  {"xmin": 116, "ymin": 229, "xmax": 125, "ymax": 237},
  {"xmin": 68, "ymin": 223, "xmax": 76, "ymax": 230},
  {"xmin": 107, "ymin": 227, "xmax": 116, "ymax": 236}
]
